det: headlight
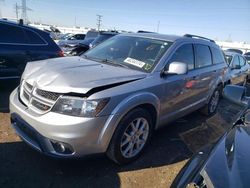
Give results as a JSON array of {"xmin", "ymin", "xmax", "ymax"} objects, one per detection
[{"xmin": 52, "ymin": 96, "xmax": 110, "ymax": 117}]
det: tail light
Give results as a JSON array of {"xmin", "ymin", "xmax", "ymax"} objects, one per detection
[{"xmin": 58, "ymin": 50, "xmax": 64, "ymax": 57}]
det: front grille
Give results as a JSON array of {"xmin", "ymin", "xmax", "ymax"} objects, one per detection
[
  {"xmin": 31, "ymin": 99, "xmax": 51, "ymax": 111},
  {"xmin": 23, "ymin": 90, "xmax": 30, "ymax": 101},
  {"xmin": 36, "ymin": 88, "xmax": 60, "ymax": 101},
  {"xmin": 25, "ymin": 82, "xmax": 33, "ymax": 91},
  {"xmin": 19, "ymin": 81, "xmax": 62, "ymax": 114}
]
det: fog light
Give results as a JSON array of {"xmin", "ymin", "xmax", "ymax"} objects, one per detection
[{"xmin": 51, "ymin": 141, "xmax": 74, "ymax": 154}]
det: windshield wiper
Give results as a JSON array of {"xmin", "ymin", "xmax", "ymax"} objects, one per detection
[{"xmin": 82, "ymin": 56, "xmax": 130, "ymax": 69}]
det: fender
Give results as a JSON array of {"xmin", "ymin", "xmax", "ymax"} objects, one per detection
[
  {"xmin": 97, "ymin": 92, "xmax": 160, "ymax": 150},
  {"xmin": 206, "ymin": 75, "xmax": 224, "ymax": 103}
]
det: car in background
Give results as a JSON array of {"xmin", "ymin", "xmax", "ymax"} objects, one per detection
[
  {"xmin": 224, "ymin": 51, "xmax": 250, "ymax": 85},
  {"xmin": 69, "ymin": 31, "xmax": 118, "ymax": 56},
  {"xmin": 172, "ymin": 85, "xmax": 250, "ymax": 188},
  {"xmin": 68, "ymin": 38, "xmax": 95, "ymax": 56},
  {"xmin": 89, "ymin": 31, "xmax": 119, "ymax": 48},
  {"xmin": 244, "ymin": 52, "xmax": 250, "ymax": 64},
  {"xmin": 10, "ymin": 33, "xmax": 227, "ymax": 164},
  {"xmin": 57, "ymin": 33, "xmax": 86, "ymax": 49},
  {"xmin": 225, "ymin": 48, "xmax": 243, "ymax": 55},
  {"xmin": 0, "ymin": 19, "xmax": 63, "ymax": 85}
]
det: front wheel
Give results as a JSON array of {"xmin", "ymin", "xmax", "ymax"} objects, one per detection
[{"xmin": 107, "ymin": 108, "xmax": 153, "ymax": 165}]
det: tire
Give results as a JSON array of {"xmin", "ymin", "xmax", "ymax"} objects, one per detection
[
  {"xmin": 107, "ymin": 108, "xmax": 153, "ymax": 165},
  {"xmin": 201, "ymin": 87, "xmax": 220, "ymax": 116}
]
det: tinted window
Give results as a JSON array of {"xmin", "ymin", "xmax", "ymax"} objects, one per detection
[
  {"xmin": 0, "ymin": 23, "xmax": 27, "ymax": 44},
  {"xmin": 24, "ymin": 29, "xmax": 46, "ymax": 44},
  {"xmin": 211, "ymin": 47, "xmax": 224, "ymax": 64},
  {"xmin": 225, "ymin": 55, "xmax": 233, "ymax": 65},
  {"xmin": 170, "ymin": 44, "xmax": 194, "ymax": 70},
  {"xmin": 239, "ymin": 56, "xmax": 246, "ymax": 67},
  {"xmin": 75, "ymin": 34, "xmax": 85, "ymax": 40},
  {"xmin": 195, "ymin": 44, "xmax": 212, "ymax": 68},
  {"xmin": 231, "ymin": 56, "xmax": 240, "ymax": 68}
]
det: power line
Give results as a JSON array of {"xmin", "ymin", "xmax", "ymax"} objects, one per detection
[{"xmin": 96, "ymin": 14, "xmax": 103, "ymax": 31}]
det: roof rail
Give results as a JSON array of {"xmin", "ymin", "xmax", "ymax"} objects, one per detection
[{"xmin": 184, "ymin": 34, "xmax": 215, "ymax": 43}]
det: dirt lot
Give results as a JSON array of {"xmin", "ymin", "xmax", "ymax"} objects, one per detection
[{"xmin": 0, "ymin": 86, "xmax": 244, "ymax": 188}]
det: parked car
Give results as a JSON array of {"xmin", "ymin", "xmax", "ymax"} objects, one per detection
[
  {"xmin": 69, "ymin": 31, "xmax": 118, "ymax": 56},
  {"xmin": 68, "ymin": 38, "xmax": 95, "ymax": 56},
  {"xmin": 10, "ymin": 33, "xmax": 227, "ymax": 164},
  {"xmin": 244, "ymin": 52, "xmax": 250, "ymax": 64},
  {"xmin": 0, "ymin": 19, "xmax": 63, "ymax": 84},
  {"xmin": 225, "ymin": 48, "xmax": 243, "ymax": 55},
  {"xmin": 172, "ymin": 84, "xmax": 250, "ymax": 188},
  {"xmin": 224, "ymin": 51, "xmax": 250, "ymax": 85},
  {"xmin": 89, "ymin": 31, "xmax": 119, "ymax": 49},
  {"xmin": 57, "ymin": 33, "xmax": 86, "ymax": 49}
]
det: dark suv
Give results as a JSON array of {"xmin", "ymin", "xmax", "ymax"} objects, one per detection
[{"xmin": 0, "ymin": 19, "xmax": 63, "ymax": 84}]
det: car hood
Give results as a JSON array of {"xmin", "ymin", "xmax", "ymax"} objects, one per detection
[
  {"xmin": 22, "ymin": 56, "xmax": 147, "ymax": 95},
  {"xmin": 203, "ymin": 125, "xmax": 250, "ymax": 188}
]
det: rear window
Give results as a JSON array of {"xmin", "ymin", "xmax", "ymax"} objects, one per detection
[
  {"xmin": 195, "ymin": 44, "xmax": 212, "ymax": 68},
  {"xmin": 23, "ymin": 29, "xmax": 47, "ymax": 45},
  {"xmin": 211, "ymin": 47, "xmax": 225, "ymax": 64},
  {"xmin": 0, "ymin": 23, "xmax": 27, "ymax": 44}
]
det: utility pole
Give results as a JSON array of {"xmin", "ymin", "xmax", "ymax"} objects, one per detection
[
  {"xmin": 15, "ymin": 2, "xmax": 19, "ymax": 20},
  {"xmin": 96, "ymin": 14, "xmax": 103, "ymax": 31},
  {"xmin": 0, "ymin": 0, "xmax": 5, "ymax": 18},
  {"xmin": 157, "ymin": 21, "xmax": 160, "ymax": 33},
  {"xmin": 16, "ymin": 0, "xmax": 32, "ymax": 23}
]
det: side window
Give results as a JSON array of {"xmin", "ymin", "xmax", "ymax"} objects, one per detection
[
  {"xmin": 231, "ymin": 56, "xmax": 240, "ymax": 68},
  {"xmin": 195, "ymin": 44, "xmax": 212, "ymax": 68},
  {"xmin": 211, "ymin": 47, "xmax": 225, "ymax": 64},
  {"xmin": 239, "ymin": 56, "xmax": 246, "ymax": 67},
  {"xmin": 169, "ymin": 44, "xmax": 194, "ymax": 70},
  {"xmin": 0, "ymin": 23, "xmax": 27, "ymax": 44},
  {"xmin": 23, "ymin": 29, "xmax": 46, "ymax": 45}
]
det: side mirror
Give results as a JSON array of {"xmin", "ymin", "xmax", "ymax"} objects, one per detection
[
  {"xmin": 223, "ymin": 85, "xmax": 248, "ymax": 106},
  {"xmin": 161, "ymin": 61, "xmax": 188, "ymax": 77}
]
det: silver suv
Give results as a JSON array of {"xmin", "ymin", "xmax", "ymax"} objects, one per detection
[{"xmin": 10, "ymin": 33, "xmax": 227, "ymax": 164}]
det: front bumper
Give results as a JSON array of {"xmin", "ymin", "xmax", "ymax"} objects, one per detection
[{"xmin": 9, "ymin": 88, "xmax": 118, "ymax": 158}]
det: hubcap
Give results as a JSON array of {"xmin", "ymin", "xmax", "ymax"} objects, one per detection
[
  {"xmin": 210, "ymin": 90, "xmax": 219, "ymax": 113},
  {"xmin": 120, "ymin": 117, "xmax": 149, "ymax": 158}
]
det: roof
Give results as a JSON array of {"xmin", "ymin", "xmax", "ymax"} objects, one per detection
[
  {"xmin": 0, "ymin": 19, "xmax": 49, "ymax": 34},
  {"xmin": 122, "ymin": 32, "xmax": 182, "ymax": 42}
]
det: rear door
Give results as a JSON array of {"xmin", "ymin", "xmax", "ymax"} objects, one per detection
[
  {"xmin": 0, "ymin": 23, "xmax": 28, "ymax": 82},
  {"xmin": 239, "ymin": 56, "xmax": 248, "ymax": 82},
  {"xmin": 230, "ymin": 55, "xmax": 242, "ymax": 84},
  {"xmin": 193, "ymin": 44, "xmax": 215, "ymax": 100}
]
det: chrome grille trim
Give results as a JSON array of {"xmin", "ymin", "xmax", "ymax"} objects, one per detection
[{"xmin": 19, "ymin": 81, "xmax": 62, "ymax": 114}]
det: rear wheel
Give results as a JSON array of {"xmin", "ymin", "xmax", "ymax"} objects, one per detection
[
  {"xmin": 201, "ymin": 88, "xmax": 220, "ymax": 116},
  {"xmin": 107, "ymin": 108, "xmax": 153, "ymax": 165}
]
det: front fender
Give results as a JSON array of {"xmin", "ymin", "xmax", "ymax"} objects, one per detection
[{"xmin": 97, "ymin": 92, "xmax": 160, "ymax": 150}]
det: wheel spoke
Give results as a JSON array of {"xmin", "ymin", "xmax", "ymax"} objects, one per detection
[
  {"xmin": 131, "ymin": 122, "xmax": 137, "ymax": 132},
  {"xmin": 121, "ymin": 138, "xmax": 130, "ymax": 147},
  {"xmin": 135, "ymin": 118, "xmax": 141, "ymax": 130},
  {"xmin": 124, "ymin": 142, "xmax": 133, "ymax": 155}
]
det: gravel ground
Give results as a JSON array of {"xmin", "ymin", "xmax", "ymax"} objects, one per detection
[{"xmin": 0, "ymin": 87, "xmax": 244, "ymax": 188}]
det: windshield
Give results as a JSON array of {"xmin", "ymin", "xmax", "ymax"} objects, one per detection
[
  {"xmin": 83, "ymin": 35, "xmax": 172, "ymax": 72},
  {"xmin": 91, "ymin": 34, "xmax": 115, "ymax": 46}
]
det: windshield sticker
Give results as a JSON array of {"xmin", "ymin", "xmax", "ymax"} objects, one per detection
[{"xmin": 124, "ymin": 58, "xmax": 145, "ymax": 68}]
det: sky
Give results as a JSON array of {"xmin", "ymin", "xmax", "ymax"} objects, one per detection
[{"xmin": 1, "ymin": 0, "xmax": 250, "ymax": 42}]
